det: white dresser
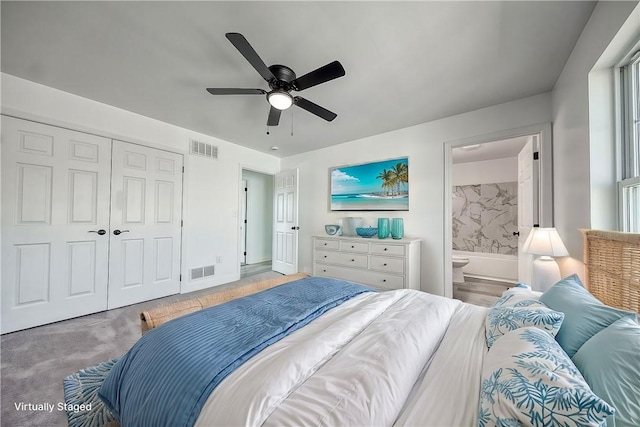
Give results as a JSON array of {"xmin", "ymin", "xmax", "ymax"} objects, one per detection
[{"xmin": 313, "ymin": 235, "xmax": 421, "ymax": 291}]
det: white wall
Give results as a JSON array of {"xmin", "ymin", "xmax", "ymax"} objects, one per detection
[
  {"xmin": 1, "ymin": 73, "xmax": 281, "ymax": 293},
  {"xmin": 241, "ymin": 169, "xmax": 273, "ymax": 264},
  {"xmin": 282, "ymin": 93, "xmax": 552, "ymax": 296},
  {"xmin": 551, "ymin": 1, "xmax": 639, "ymax": 279},
  {"xmin": 452, "ymin": 157, "xmax": 517, "ymax": 186}
]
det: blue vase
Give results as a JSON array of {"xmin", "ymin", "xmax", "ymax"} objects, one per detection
[
  {"xmin": 377, "ymin": 218, "xmax": 390, "ymax": 239},
  {"xmin": 391, "ymin": 218, "xmax": 404, "ymax": 239}
]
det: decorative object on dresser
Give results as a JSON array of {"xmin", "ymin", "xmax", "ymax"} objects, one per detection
[
  {"xmin": 313, "ymin": 235, "xmax": 421, "ymax": 291},
  {"xmin": 339, "ymin": 216, "xmax": 363, "ymax": 236},
  {"xmin": 324, "ymin": 224, "xmax": 341, "ymax": 235},
  {"xmin": 521, "ymin": 227, "xmax": 569, "ymax": 291},
  {"xmin": 355, "ymin": 227, "xmax": 377, "ymax": 238},
  {"xmin": 377, "ymin": 217, "xmax": 390, "ymax": 239},
  {"xmin": 391, "ymin": 218, "xmax": 404, "ymax": 239}
]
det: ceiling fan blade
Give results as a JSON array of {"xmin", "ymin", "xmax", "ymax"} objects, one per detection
[
  {"xmin": 292, "ymin": 61, "xmax": 345, "ymax": 91},
  {"xmin": 267, "ymin": 107, "xmax": 281, "ymax": 127},
  {"xmin": 225, "ymin": 33, "xmax": 276, "ymax": 82},
  {"xmin": 294, "ymin": 97, "xmax": 337, "ymax": 122},
  {"xmin": 206, "ymin": 88, "xmax": 266, "ymax": 95}
]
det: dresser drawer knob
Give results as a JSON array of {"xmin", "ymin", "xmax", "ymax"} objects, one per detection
[
  {"xmin": 383, "ymin": 279, "xmax": 387, "ymax": 282},
  {"xmin": 323, "ymin": 255, "xmax": 327, "ymax": 258},
  {"xmin": 384, "ymin": 248, "xmax": 388, "ymax": 251},
  {"xmin": 351, "ymin": 259, "xmax": 355, "ymax": 262},
  {"xmin": 383, "ymin": 263, "xmax": 387, "ymax": 266},
  {"xmin": 351, "ymin": 245, "xmax": 355, "ymax": 248},
  {"xmin": 324, "ymin": 243, "xmax": 328, "ymax": 246},
  {"xmin": 323, "ymin": 269, "xmax": 327, "ymax": 273}
]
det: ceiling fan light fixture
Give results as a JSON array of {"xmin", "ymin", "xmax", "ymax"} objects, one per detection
[{"xmin": 267, "ymin": 90, "xmax": 293, "ymax": 110}]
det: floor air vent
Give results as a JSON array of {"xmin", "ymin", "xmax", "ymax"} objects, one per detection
[
  {"xmin": 191, "ymin": 265, "xmax": 215, "ymax": 280},
  {"xmin": 190, "ymin": 139, "xmax": 218, "ymax": 159}
]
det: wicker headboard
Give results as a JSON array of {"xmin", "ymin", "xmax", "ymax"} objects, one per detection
[{"xmin": 582, "ymin": 229, "xmax": 640, "ymax": 313}]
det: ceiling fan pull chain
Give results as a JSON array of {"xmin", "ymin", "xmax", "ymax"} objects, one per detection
[
  {"xmin": 266, "ymin": 125, "xmax": 270, "ymax": 135},
  {"xmin": 291, "ymin": 110, "xmax": 294, "ymax": 136}
]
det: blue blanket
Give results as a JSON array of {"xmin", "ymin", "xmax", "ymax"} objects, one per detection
[{"xmin": 98, "ymin": 277, "xmax": 372, "ymax": 427}]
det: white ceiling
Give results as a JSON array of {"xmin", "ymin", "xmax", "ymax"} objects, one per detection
[
  {"xmin": 1, "ymin": 1, "xmax": 596, "ymax": 158},
  {"xmin": 452, "ymin": 136, "xmax": 529, "ymax": 164}
]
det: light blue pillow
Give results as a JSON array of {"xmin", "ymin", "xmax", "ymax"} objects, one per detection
[
  {"xmin": 539, "ymin": 274, "xmax": 637, "ymax": 357},
  {"xmin": 572, "ymin": 317, "xmax": 640, "ymax": 427},
  {"xmin": 485, "ymin": 300, "xmax": 564, "ymax": 348},
  {"xmin": 479, "ymin": 327, "xmax": 615, "ymax": 427}
]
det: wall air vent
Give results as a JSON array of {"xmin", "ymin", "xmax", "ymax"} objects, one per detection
[
  {"xmin": 190, "ymin": 265, "xmax": 215, "ymax": 280},
  {"xmin": 190, "ymin": 139, "xmax": 218, "ymax": 159}
]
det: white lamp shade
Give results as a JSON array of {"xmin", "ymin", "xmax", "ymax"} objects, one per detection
[{"xmin": 522, "ymin": 227, "xmax": 569, "ymax": 257}]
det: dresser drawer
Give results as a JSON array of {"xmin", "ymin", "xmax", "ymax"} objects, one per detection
[
  {"xmin": 369, "ymin": 256, "xmax": 405, "ymax": 274},
  {"xmin": 315, "ymin": 239, "xmax": 340, "ymax": 250},
  {"xmin": 315, "ymin": 250, "xmax": 368, "ymax": 269},
  {"xmin": 314, "ymin": 263, "xmax": 404, "ymax": 291},
  {"xmin": 370, "ymin": 243, "xmax": 405, "ymax": 256},
  {"xmin": 339, "ymin": 240, "xmax": 369, "ymax": 253}
]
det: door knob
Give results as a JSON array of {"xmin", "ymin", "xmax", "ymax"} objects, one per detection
[
  {"xmin": 291, "ymin": 226, "xmax": 300, "ymax": 230},
  {"xmin": 513, "ymin": 231, "xmax": 520, "ymax": 236},
  {"xmin": 88, "ymin": 229, "xmax": 106, "ymax": 235},
  {"xmin": 113, "ymin": 229, "xmax": 130, "ymax": 236}
]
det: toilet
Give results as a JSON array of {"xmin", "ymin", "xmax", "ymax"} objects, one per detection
[{"xmin": 452, "ymin": 255, "xmax": 470, "ymax": 284}]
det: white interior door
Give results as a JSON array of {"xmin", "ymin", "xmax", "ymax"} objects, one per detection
[
  {"xmin": 272, "ymin": 169, "xmax": 299, "ymax": 275},
  {"xmin": 517, "ymin": 136, "xmax": 538, "ymax": 284},
  {"xmin": 1, "ymin": 116, "xmax": 111, "ymax": 333},
  {"xmin": 108, "ymin": 140, "xmax": 183, "ymax": 309}
]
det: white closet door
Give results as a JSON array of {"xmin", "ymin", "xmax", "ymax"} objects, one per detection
[
  {"xmin": 108, "ymin": 140, "xmax": 183, "ymax": 309},
  {"xmin": 1, "ymin": 116, "xmax": 111, "ymax": 334}
]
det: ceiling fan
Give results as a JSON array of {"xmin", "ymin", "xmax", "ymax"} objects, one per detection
[{"xmin": 207, "ymin": 33, "xmax": 346, "ymax": 127}]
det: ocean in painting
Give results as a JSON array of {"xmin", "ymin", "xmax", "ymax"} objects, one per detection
[{"xmin": 331, "ymin": 193, "xmax": 408, "ymax": 210}]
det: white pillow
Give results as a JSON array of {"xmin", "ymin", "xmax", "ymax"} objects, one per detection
[{"xmin": 479, "ymin": 327, "xmax": 615, "ymax": 426}]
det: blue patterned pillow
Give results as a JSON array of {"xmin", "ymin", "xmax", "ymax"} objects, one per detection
[
  {"xmin": 479, "ymin": 327, "xmax": 615, "ymax": 427},
  {"xmin": 485, "ymin": 299, "xmax": 564, "ymax": 348}
]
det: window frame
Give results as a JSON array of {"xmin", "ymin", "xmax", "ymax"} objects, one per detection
[{"xmin": 617, "ymin": 49, "xmax": 640, "ymax": 232}]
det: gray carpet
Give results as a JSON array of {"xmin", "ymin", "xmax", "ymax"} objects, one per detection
[{"xmin": 1, "ymin": 271, "xmax": 281, "ymax": 427}]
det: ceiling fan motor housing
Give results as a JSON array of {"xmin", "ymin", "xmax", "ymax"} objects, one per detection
[{"xmin": 268, "ymin": 64, "xmax": 297, "ymax": 90}]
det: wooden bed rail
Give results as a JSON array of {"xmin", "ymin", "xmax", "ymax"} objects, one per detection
[{"xmin": 581, "ymin": 229, "xmax": 640, "ymax": 313}]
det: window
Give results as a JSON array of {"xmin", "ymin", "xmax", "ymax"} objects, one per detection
[{"xmin": 618, "ymin": 50, "xmax": 640, "ymax": 232}]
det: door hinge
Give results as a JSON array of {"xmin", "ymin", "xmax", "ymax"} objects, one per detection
[
  {"xmin": 181, "ymin": 220, "xmax": 183, "ymax": 227},
  {"xmin": 244, "ymin": 251, "xmax": 247, "ymax": 256},
  {"xmin": 244, "ymin": 187, "xmax": 247, "ymax": 192},
  {"xmin": 179, "ymin": 274, "xmax": 182, "ymax": 281},
  {"xmin": 244, "ymin": 219, "xmax": 247, "ymax": 224},
  {"xmin": 182, "ymin": 166, "xmax": 185, "ymax": 173},
  {"xmin": 533, "ymin": 151, "xmax": 539, "ymax": 160}
]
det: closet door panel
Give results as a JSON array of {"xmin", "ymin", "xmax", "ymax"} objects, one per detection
[
  {"xmin": 1, "ymin": 116, "xmax": 111, "ymax": 333},
  {"xmin": 108, "ymin": 140, "xmax": 183, "ymax": 309}
]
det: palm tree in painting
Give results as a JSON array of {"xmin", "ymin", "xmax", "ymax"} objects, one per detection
[
  {"xmin": 390, "ymin": 162, "xmax": 408, "ymax": 195},
  {"xmin": 376, "ymin": 169, "xmax": 394, "ymax": 195}
]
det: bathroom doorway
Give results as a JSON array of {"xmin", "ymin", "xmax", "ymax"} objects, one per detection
[
  {"xmin": 239, "ymin": 169, "xmax": 274, "ymax": 278},
  {"xmin": 444, "ymin": 123, "xmax": 553, "ymax": 300}
]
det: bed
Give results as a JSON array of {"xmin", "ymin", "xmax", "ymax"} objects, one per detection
[{"xmin": 95, "ymin": 230, "xmax": 639, "ymax": 427}]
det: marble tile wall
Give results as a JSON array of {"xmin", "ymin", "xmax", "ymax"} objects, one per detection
[{"xmin": 452, "ymin": 182, "xmax": 518, "ymax": 255}]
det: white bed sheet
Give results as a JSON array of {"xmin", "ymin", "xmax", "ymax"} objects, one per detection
[
  {"xmin": 394, "ymin": 302, "xmax": 489, "ymax": 426},
  {"xmin": 195, "ymin": 289, "xmax": 486, "ymax": 427}
]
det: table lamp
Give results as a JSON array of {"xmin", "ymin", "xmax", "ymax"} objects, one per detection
[{"xmin": 521, "ymin": 227, "xmax": 569, "ymax": 291}]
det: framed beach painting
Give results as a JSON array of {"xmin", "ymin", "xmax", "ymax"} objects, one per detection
[{"xmin": 330, "ymin": 157, "xmax": 409, "ymax": 211}]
